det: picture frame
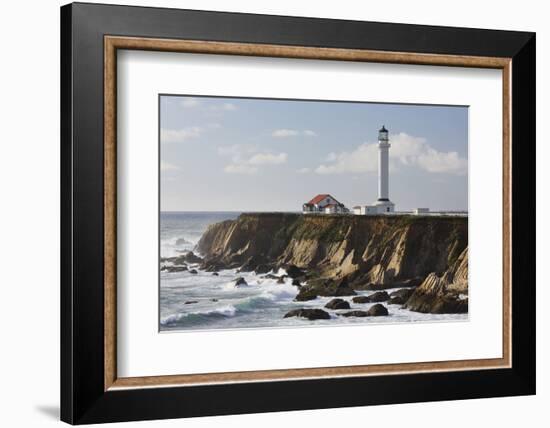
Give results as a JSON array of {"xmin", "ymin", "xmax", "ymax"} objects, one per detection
[{"xmin": 60, "ymin": 2, "xmax": 535, "ymax": 424}]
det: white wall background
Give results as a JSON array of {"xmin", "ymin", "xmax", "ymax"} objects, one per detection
[{"xmin": 0, "ymin": 0, "xmax": 545, "ymax": 427}]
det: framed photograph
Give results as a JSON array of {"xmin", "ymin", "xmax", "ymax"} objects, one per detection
[{"xmin": 61, "ymin": 2, "xmax": 535, "ymax": 424}]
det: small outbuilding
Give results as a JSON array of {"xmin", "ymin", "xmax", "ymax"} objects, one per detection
[{"xmin": 303, "ymin": 194, "xmax": 348, "ymax": 214}]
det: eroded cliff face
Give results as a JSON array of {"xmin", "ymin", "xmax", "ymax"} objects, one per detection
[
  {"xmin": 197, "ymin": 213, "xmax": 468, "ymax": 313},
  {"xmin": 404, "ymin": 247, "xmax": 468, "ymax": 313},
  {"xmin": 197, "ymin": 213, "xmax": 468, "ymax": 307}
]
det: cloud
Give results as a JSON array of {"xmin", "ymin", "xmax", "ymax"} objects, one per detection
[
  {"xmin": 180, "ymin": 98, "xmax": 200, "ymax": 108},
  {"xmin": 297, "ymin": 167, "xmax": 311, "ymax": 174},
  {"xmin": 248, "ymin": 152, "xmax": 287, "ymax": 165},
  {"xmin": 161, "ymin": 127, "xmax": 203, "ymax": 143},
  {"xmin": 209, "ymin": 103, "xmax": 237, "ymax": 112},
  {"xmin": 315, "ymin": 133, "xmax": 467, "ymax": 175},
  {"xmin": 315, "ymin": 144, "xmax": 378, "ymax": 174},
  {"xmin": 218, "ymin": 144, "xmax": 287, "ymax": 174},
  {"xmin": 160, "ymin": 161, "xmax": 180, "ymax": 171},
  {"xmin": 271, "ymin": 129, "xmax": 318, "ymax": 138}
]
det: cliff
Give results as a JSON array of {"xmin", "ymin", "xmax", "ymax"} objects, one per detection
[
  {"xmin": 404, "ymin": 247, "xmax": 468, "ymax": 313},
  {"xmin": 197, "ymin": 213, "xmax": 468, "ymax": 313}
]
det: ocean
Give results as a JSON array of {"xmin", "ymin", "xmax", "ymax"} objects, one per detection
[{"xmin": 159, "ymin": 211, "xmax": 467, "ymax": 332}]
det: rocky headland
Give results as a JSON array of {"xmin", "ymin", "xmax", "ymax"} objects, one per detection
[{"xmin": 191, "ymin": 213, "xmax": 468, "ymax": 317}]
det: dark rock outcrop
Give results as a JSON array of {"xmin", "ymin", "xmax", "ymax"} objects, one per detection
[
  {"xmin": 367, "ymin": 304, "xmax": 389, "ymax": 316},
  {"xmin": 294, "ymin": 276, "xmax": 357, "ymax": 301},
  {"xmin": 234, "ymin": 277, "xmax": 248, "ymax": 287},
  {"xmin": 163, "ymin": 265, "xmax": 188, "ymax": 273},
  {"xmin": 254, "ymin": 264, "xmax": 273, "ymax": 275},
  {"xmin": 182, "ymin": 251, "xmax": 203, "ymax": 264},
  {"xmin": 284, "ymin": 264, "xmax": 306, "ymax": 279},
  {"xmin": 404, "ymin": 248, "xmax": 468, "ymax": 314},
  {"xmin": 339, "ymin": 304, "xmax": 389, "ymax": 317},
  {"xmin": 188, "ymin": 269, "xmax": 198, "ymax": 274},
  {"xmin": 324, "ymin": 298, "xmax": 351, "ymax": 310},
  {"xmin": 339, "ymin": 310, "xmax": 369, "ymax": 317},
  {"xmin": 284, "ymin": 308, "xmax": 331, "ymax": 320},
  {"xmin": 366, "ymin": 291, "xmax": 390, "ymax": 302}
]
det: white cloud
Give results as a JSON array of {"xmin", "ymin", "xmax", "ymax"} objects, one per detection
[
  {"xmin": 218, "ymin": 144, "xmax": 287, "ymax": 174},
  {"xmin": 416, "ymin": 149, "xmax": 468, "ymax": 174},
  {"xmin": 180, "ymin": 98, "xmax": 200, "ymax": 108},
  {"xmin": 209, "ymin": 103, "xmax": 237, "ymax": 112},
  {"xmin": 297, "ymin": 167, "xmax": 311, "ymax": 174},
  {"xmin": 272, "ymin": 129, "xmax": 299, "ymax": 138},
  {"xmin": 272, "ymin": 129, "xmax": 318, "ymax": 138},
  {"xmin": 315, "ymin": 143, "xmax": 378, "ymax": 174},
  {"xmin": 315, "ymin": 133, "xmax": 467, "ymax": 175},
  {"xmin": 160, "ymin": 161, "xmax": 180, "ymax": 171},
  {"xmin": 248, "ymin": 152, "xmax": 287, "ymax": 165},
  {"xmin": 161, "ymin": 127, "xmax": 203, "ymax": 143}
]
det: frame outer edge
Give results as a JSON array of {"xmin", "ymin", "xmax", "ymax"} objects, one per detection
[
  {"xmin": 60, "ymin": 3, "xmax": 75, "ymax": 424},
  {"xmin": 510, "ymin": 33, "xmax": 536, "ymax": 391},
  {"xmin": 63, "ymin": 3, "xmax": 536, "ymax": 423}
]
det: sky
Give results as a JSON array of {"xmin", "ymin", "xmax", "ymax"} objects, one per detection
[{"xmin": 160, "ymin": 95, "xmax": 468, "ymax": 212}]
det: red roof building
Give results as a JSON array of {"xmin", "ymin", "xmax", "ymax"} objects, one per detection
[{"xmin": 303, "ymin": 194, "xmax": 348, "ymax": 214}]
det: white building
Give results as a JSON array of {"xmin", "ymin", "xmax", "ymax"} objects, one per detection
[
  {"xmin": 303, "ymin": 194, "xmax": 348, "ymax": 214},
  {"xmin": 355, "ymin": 126, "xmax": 396, "ymax": 215},
  {"xmin": 413, "ymin": 208, "xmax": 430, "ymax": 215}
]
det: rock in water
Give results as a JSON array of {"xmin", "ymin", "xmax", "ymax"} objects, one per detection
[
  {"xmin": 184, "ymin": 300, "xmax": 198, "ymax": 305},
  {"xmin": 254, "ymin": 264, "xmax": 272, "ymax": 275},
  {"xmin": 339, "ymin": 310, "xmax": 369, "ymax": 317},
  {"xmin": 367, "ymin": 291, "xmax": 390, "ymax": 302},
  {"xmin": 212, "ymin": 272, "xmax": 219, "ymax": 276},
  {"xmin": 324, "ymin": 298, "xmax": 351, "ymax": 310},
  {"xmin": 294, "ymin": 291, "xmax": 318, "ymax": 301},
  {"xmin": 294, "ymin": 276, "xmax": 357, "ymax": 301},
  {"xmin": 331, "ymin": 277, "xmax": 357, "ymax": 297},
  {"xmin": 388, "ymin": 288, "xmax": 414, "ymax": 304},
  {"xmin": 234, "ymin": 277, "xmax": 248, "ymax": 287},
  {"xmin": 339, "ymin": 304, "xmax": 388, "ymax": 317},
  {"xmin": 188, "ymin": 269, "xmax": 198, "ymax": 274},
  {"xmin": 285, "ymin": 264, "xmax": 306, "ymax": 279},
  {"xmin": 352, "ymin": 296, "xmax": 371, "ymax": 304},
  {"xmin": 284, "ymin": 309, "xmax": 331, "ymax": 320},
  {"xmin": 367, "ymin": 304, "xmax": 389, "ymax": 316},
  {"xmin": 183, "ymin": 251, "xmax": 203, "ymax": 264},
  {"xmin": 292, "ymin": 278, "xmax": 301, "ymax": 287},
  {"xmin": 164, "ymin": 266, "xmax": 188, "ymax": 273}
]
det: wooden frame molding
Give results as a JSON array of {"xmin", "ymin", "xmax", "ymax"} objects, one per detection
[{"xmin": 104, "ymin": 35, "xmax": 512, "ymax": 391}]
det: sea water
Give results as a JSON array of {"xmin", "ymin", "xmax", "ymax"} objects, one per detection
[{"xmin": 159, "ymin": 211, "xmax": 467, "ymax": 332}]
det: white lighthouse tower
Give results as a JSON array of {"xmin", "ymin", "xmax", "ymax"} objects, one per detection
[{"xmin": 373, "ymin": 125, "xmax": 395, "ymax": 213}]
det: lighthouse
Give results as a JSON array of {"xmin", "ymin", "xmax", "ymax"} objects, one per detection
[{"xmin": 374, "ymin": 126, "xmax": 395, "ymax": 213}]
